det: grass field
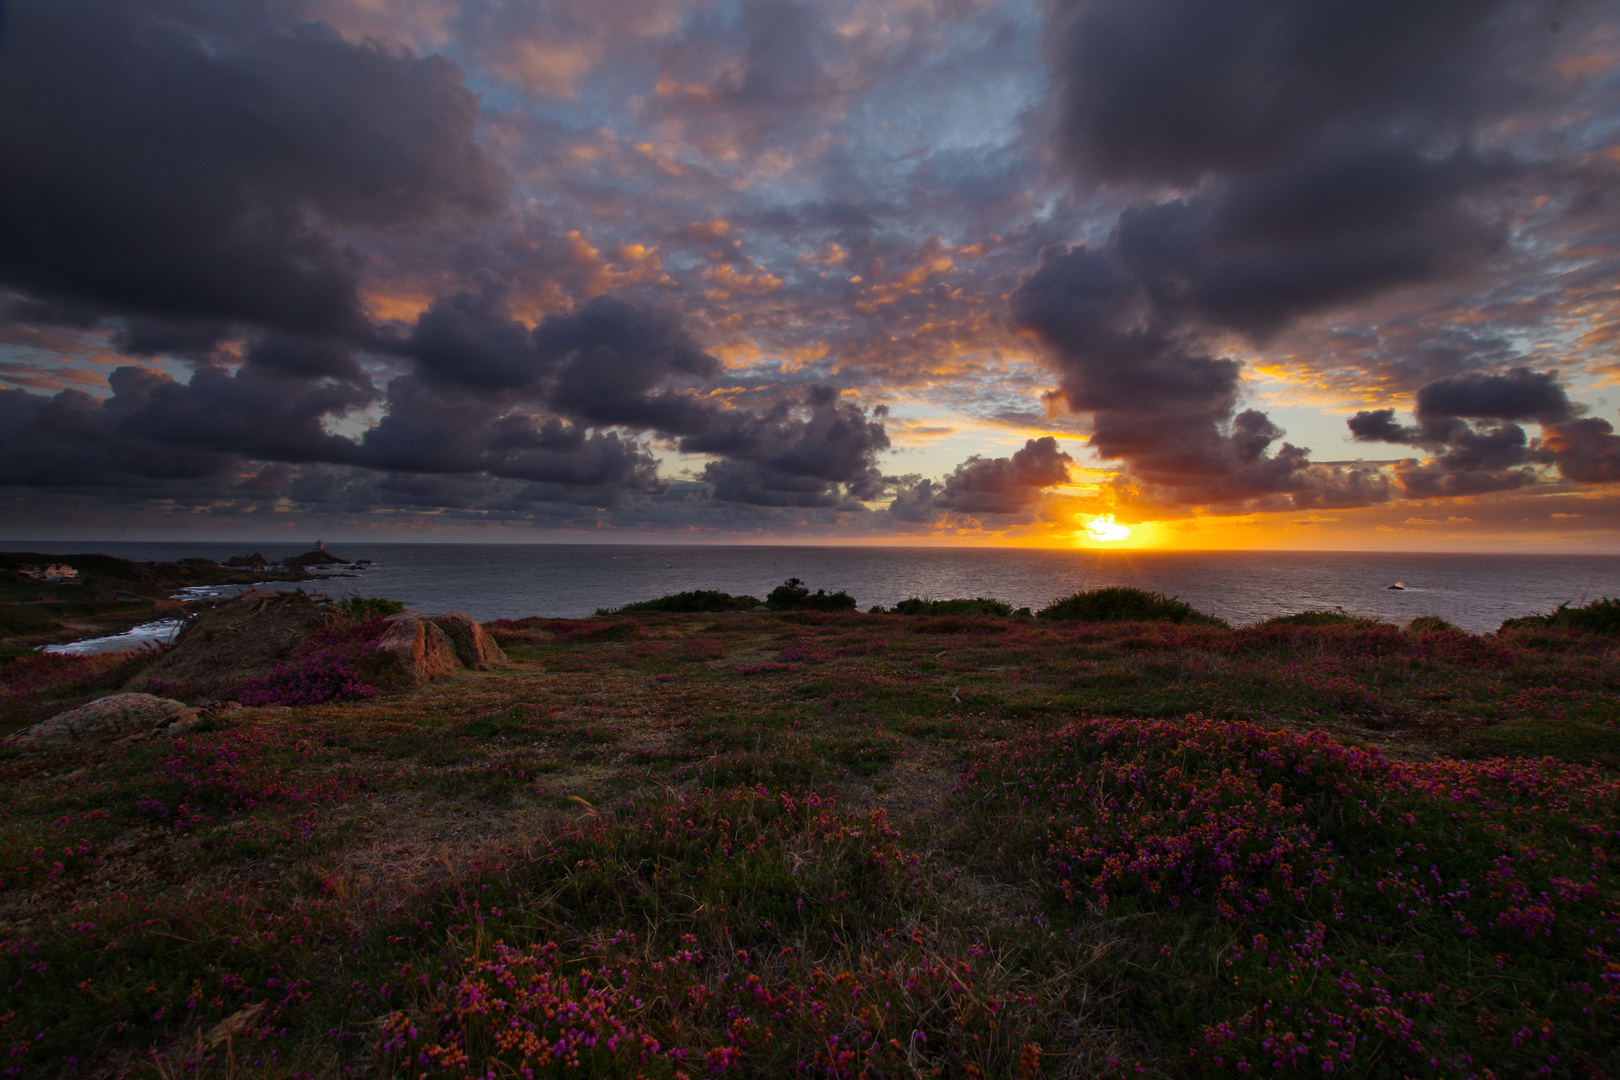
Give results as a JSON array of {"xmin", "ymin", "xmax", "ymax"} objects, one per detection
[{"xmin": 1, "ymin": 605, "xmax": 1616, "ymax": 1078}]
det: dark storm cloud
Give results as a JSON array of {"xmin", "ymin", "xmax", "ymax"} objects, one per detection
[
  {"xmin": 1348, "ymin": 367, "xmax": 1602, "ymax": 495},
  {"xmin": 1013, "ymin": 0, "xmax": 1609, "ymax": 512},
  {"xmin": 1542, "ymin": 419, "xmax": 1620, "ymax": 484},
  {"xmin": 401, "ymin": 292, "xmax": 893, "ymax": 507},
  {"xmin": 1051, "ymin": 0, "xmax": 1574, "ymax": 184},
  {"xmin": 1147, "ymin": 147, "xmax": 1512, "ymax": 335},
  {"xmin": 0, "ymin": 359, "xmax": 667, "ymax": 509},
  {"xmin": 0, "ymin": 0, "xmax": 505, "ymax": 334},
  {"xmin": 1009, "ymin": 197, "xmax": 1420, "ymax": 508},
  {"xmin": 407, "ymin": 289, "xmax": 719, "ymax": 427},
  {"xmin": 534, "ymin": 298, "xmax": 721, "ymax": 431},
  {"xmin": 356, "ymin": 375, "xmax": 659, "ymax": 502},
  {"xmin": 3, "ymin": 265, "xmax": 896, "ymax": 513},
  {"xmin": 688, "ymin": 386, "xmax": 891, "ymax": 508},
  {"xmin": 245, "ymin": 334, "xmax": 366, "ymax": 382},
  {"xmin": 112, "ymin": 318, "xmax": 232, "ymax": 362},
  {"xmin": 1012, "ymin": 156, "xmax": 1509, "ymax": 434},
  {"xmin": 893, "ymin": 436, "xmax": 1074, "ymax": 520},
  {"xmin": 1345, "ymin": 409, "xmax": 1411, "ymax": 445},
  {"xmin": 1011, "ymin": 244, "xmax": 1386, "ymax": 509},
  {"xmin": 115, "ymin": 365, "xmax": 373, "ymax": 465},
  {"xmin": 380, "ymin": 286, "xmax": 896, "ymax": 508},
  {"xmin": 0, "ymin": 363, "xmax": 371, "ymax": 488},
  {"xmin": 1349, "ymin": 368, "xmax": 1576, "ymax": 450},
  {"xmin": 1414, "ymin": 368, "xmax": 1576, "ymax": 425},
  {"xmin": 406, "ymin": 282, "xmax": 541, "ymax": 392},
  {"xmin": 0, "ymin": 382, "xmax": 232, "ymax": 488}
]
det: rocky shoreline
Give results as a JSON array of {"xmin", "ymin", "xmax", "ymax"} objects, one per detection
[{"xmin": 0, "ymin": 548, "xmax": 369, "ymax": 654}]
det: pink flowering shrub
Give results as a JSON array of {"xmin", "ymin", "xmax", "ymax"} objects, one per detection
[
  {"xmin": 376, "ymin": 788, "xmax": 1044, "ymax": 1079},
  {"xmin": 778, "ymin": 639, "xmax": 833, "ymax": 663},
  {"xmin": 135, "ymin": 718, "xmax": 373, "ymax": 830},
  {"xmin": 964, "ymin": 717, "xmax": 1383, "ymax": 921},
  {"xmin": 225, "ymin": 618, "xmax": 394, "ymax": 707},
  {"xmin": 679, "ymin": 637, "xmax": 725, "ymax": 661},
  {"xmin": 964, "ymin": 717, "xmax": 1620, "ymax": 1076},
  {"xmin": 377, "ymin": 942, "xmax": 666, "ymax": 1075}
]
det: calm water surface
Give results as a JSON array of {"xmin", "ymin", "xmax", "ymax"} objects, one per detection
[{"xmin": 9, "ymin": 541, "xmax": 1620, "ymax": 633}]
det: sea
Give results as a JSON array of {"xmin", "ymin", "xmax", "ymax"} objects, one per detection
[{"xmin": 9, "ymin": 541, "xmax": 1620, "ymax": 638}]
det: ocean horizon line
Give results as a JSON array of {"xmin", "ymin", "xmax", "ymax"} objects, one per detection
[{"xmin": 4, "ymin": 538, "xmax": 1620, "ymax": 558}]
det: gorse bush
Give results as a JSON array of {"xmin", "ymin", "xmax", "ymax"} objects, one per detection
[
  {"xmin": 892, "ymin": 596, "xmax": 1014, "ymax": 617},
  {"xmin": 764, "ymin": 577, "xmax": 856, "ymax": 612},
  {"xmin": 1037, "ymin": 585, "xmax": 1227, "ymax": 626},
  {"xmin": 597, "ymin": 589, "xmax": 761, "ymax": 615},
  {"xmin": 333, "ymin": 594, "xmax": 405, "ymax": 621},
  {"xmin": 1500, "ymin": 595, "xmax": 1620, "ymax": 634}
]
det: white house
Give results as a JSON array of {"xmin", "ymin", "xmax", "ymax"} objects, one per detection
[{"xmin": 17, "ymin": 564, "xmax": 77, "ymax": 581}]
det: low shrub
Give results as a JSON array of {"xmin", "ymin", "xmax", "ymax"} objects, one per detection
[
  {"xmin": 1500, "ymin": 595, "xmax": 1620, "ymax": 634},
  {"xmin": 333, "ymin": 594, "xmax": 405, "ymax": 620},
  {"xmin": 1406, "ymin": 613, "xmax": 1461, "ymax": 633},
  {"xmin": 893, "ymin": 596, "xmax": 1014, "ymax": 617},
  {"xmin": 1037, "ymin": 585, "xmax": 1227, "ymax": 626},
  {"xmin": 224, "ymin": 618, "xmax": 397, "ymax": 707},
  {"xmin": 764, "ymin": 577, "xmax": 857, "ymax": 612},
  {"xmin": 597, "ymin": 589, "xmax": 761, "ymax": 615},
  {"xmin": 1260, "ymin": 608, "xmax": 1374, "ymax": 627},
  {"xmin": 963, "ymin": 716, "xmax": 1620, "ymax": 1075}
]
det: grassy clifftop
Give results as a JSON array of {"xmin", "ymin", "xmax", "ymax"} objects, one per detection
[{"xmin": 0, "ymin": 599, "xmax": 1617, "ymax": 1077}]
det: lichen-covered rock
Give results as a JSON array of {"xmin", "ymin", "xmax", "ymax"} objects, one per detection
[
  {"xmin": 7, "ymin": 693, "xmax": 197, "ymax": 749},
  {"xmin": 422, "ymin": 611, "xmax": 508, "ymax": 670},
  {"xmin": 377, "ymin": 614, "xmax": 459, "ymax": 685}
]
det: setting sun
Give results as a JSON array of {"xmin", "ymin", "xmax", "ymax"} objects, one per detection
[{"xmin": 1084, "ymin": 515, "xmax": 1132, "ymax": 542}]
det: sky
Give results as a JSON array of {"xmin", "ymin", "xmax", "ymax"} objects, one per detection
[{"xmin": 1, "ymin": 0, "xmax": 1619, "ymax": 551}]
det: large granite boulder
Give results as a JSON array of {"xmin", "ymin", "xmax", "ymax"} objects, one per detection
[
  {"xmin": 7, "ymin": 693, "xmax": 198, "ymax": 749},
  {"xmin": 376, "ymin": 614, "xmax": 460, "ymax": 686},
  {"xmin": 421, "ymin": 611, "xmax": 508, "ymax": 670}
]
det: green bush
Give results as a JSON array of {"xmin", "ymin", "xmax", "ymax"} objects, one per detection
[
  {"xmin": 1500, "ymin": 596, "xmax": 1620, "ymax": 634},
  {"xmin": 892, "ymin": 597, "xmax": 1014, "ymax": 617},
  {"xmin": 1407, "ymin": 614, "xmax": 1462, "ymax": 633},
  {"xmin": 333, "ymin": 595, "xmax": 406, "ymax": 620},
  {"xmin": 599, "ymin": 589, "xmax": 761, "ymax": 615},
  {"xmin": 765, "ymin": 578, "xmax": 856, "ymax": 612},
  {"xmin": 1260, "ymin": 608, "xmax": 1374, "ymax": 627},
  {"xmin": 1036, "ymin": 586, "xmax": 1227, "ymax": 626}
]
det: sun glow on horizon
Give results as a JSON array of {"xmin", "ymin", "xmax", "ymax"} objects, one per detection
[{"xmin": 1084, "ymin": 514, "xmax": 1132, "ymax": 543}]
